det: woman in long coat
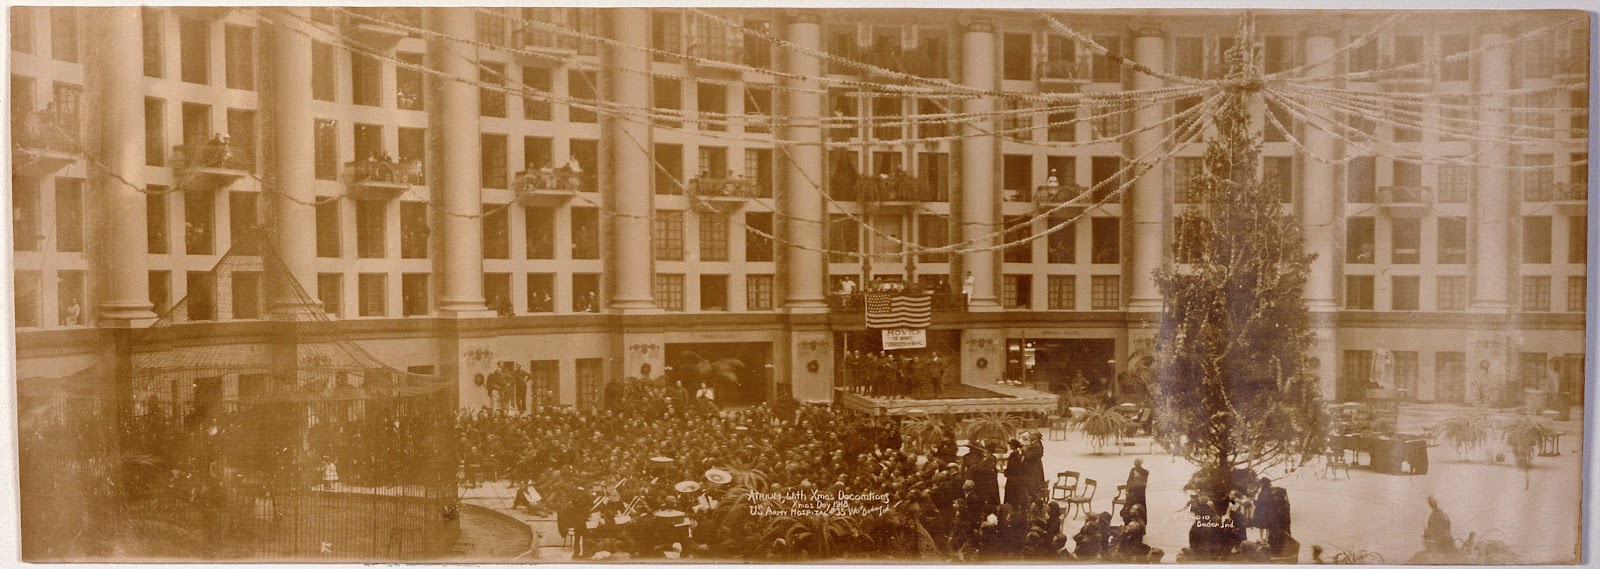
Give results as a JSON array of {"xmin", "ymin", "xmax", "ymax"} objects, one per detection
[{"xmin": 1002, "ymin": 439, "xmax": 1030, "ymax": 506}]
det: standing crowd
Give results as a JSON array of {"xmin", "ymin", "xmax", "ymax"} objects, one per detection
[{"xmin": 840, "ymin": 351, "xmax": 952, "ymax": 399}]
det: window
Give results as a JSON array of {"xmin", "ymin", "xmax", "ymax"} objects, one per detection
[
  {"xmin": 476, "ymin": 9, "xmax": 508, "ymax": 46},
  {"xmin": 398, "ymin": 127, "xmax": 426, "ymax": 179},
  {"xmin": 652, "ymin": 12, "xmax": 682, "ymax": 60},
  {"xmin": 400, "ymin": 202, "xmax": 429, "ymax": 259},
  {"xmin": 1264, "ymin": 35, "xmax": 1291, "ymax": 74},
  {"xmin": 1340, "ymin": 350, "xmax": 1372, "ymax": 400},
  {"xmin": 698, "ymin": 82, "xmax": 727, "ymax": 131},
  {"xmin": 1003, "ymin": 99, "xmax": 1031, "ymax": 141},
  {"xmin": 178, "ymin": 17, "xmax": 207, "ymax": 84},
  {"xmin": 14, "ymin": 271, "xmax": 40, "ymax": 328},
  {"xmin": 184, "ymin": 190, "xmax": 214, "ymax": 255},
  {"xmin": 521, "ymin": 66, "xmax": 552, "ymax": 120},
  {"xmin": 1176, "ymin": 37, "xmax": 1205, "ymax": 77},
  {"xmin": 1436, "ymin": 351, "xmax": 1466, "ymax": 403},
  {"xmin": 54, "ymin": 179, "xmax": 83, "ymax": 252},
  {"xmin": 316, "ymin": 200, "xmax": 340, "ymax": 258},
  {"xmin": 473, "ymin": 204, "xmax": 506, "ymax": 259},
  {"xmin": 1003, "ymin": 33, "xmax": 1033, "ymax": 80},
  {"xmin": 1091, "ymin": 217, "xmax": 1119, "ymax": 264},
  {"xmin": 1438, "ymin": 217, "xmax": 1466, "ymax": 264},
  {"xmin": 829, "ymin": 215, "xmax": 860, "ymax": 263},
  {"xmin": 224, "ymin": 25, "xmax": 254, "ymax": 90},
  {"xmin": 525, "ymin": 206, "xmax": 554, "ymax": 259},
  {"xmin": 1046, "ymin": 217, "xmax": 1075, "ymax": 264},
  {"xmin": 1393, "ymin": 351, "xmax": 1419, "ymax": 397},
  {"xmin": 355, "ymin": 200, "xmax": 385, "ymax": 258},
  {"xmin": 146, "ymin": 192, "xmax": 169, "ymax": 254},
  {"xmin": 655, "ymin": 273, "xmax": 686, "ymax": 311},
  {"xmin": 1347, "ymin": 217, "xmax": 1375, "ymax": 263},
  {"xmin": 654, "ymin": 77, "xmax": 682, "ymax": 128},
  {"xmin": 745, "ymin": 87, "xmax": 772, "ymax": 133},
  {"xmin": 699, "ymin": 213, "xmax": 729, "ymax": 262},
  {"xmin": 571, "ymin": 208, "xmax": 599, "ymax": 259},
  {"xmin": 530, "ymin": 360, "xmax": 559, "ymax": 409},
  {"xmin": 573, "ymin": 273, "xmax": 600, "ymax": 312},
  {"xmin": 1569, "ymin": 217, "xmax": 1587, "ymax": 264},
  {"xmin": 526, "ymin": 273, "xmax": 555, "ymax": 313},
  {"xmin": 316, "ymin": 274, "xmax": 342, "ymax": 318},
  {"xmin": 655, "ymin": 210, "xmax": 685, "ymax": 261},
  {"xmin": 142, "ymin": 10, "xmax": 162, "ymax": 77},
  {"xmin": 228, "ymin": 191, "xmax": 259, "ymax": 254},
  {"xmin": 1089, "ymin": 102, "xmax": 1126, "ymax": 140},
  {"xmin": 1392, "ymin": 104, "xmax": 1421, "ymax": 142},
  {"xmin": 358, "ymin": 273, "xmax": 386, "ymax": 317},
  {"xmin": 827, "ymin": 25, "xmax": 857, "ymax": 71},
  {"xmin": 1176, "ymin": 157, "xmax": 1204, "ymax": 203},
  {"xmin": 571, "ymin": 139, "xmax": 598, "ymax": 191},
  {"xmin": 232, "ymin": 272, "xmax": 262, "ymax": 319},
  {"xmin": 1437, "ymin": 276, "xmax": 1467, "ymax": 311},
  {"xmin": 700, "ymin": 274, "xmax": 729, "ymax": 311},
  {"xmin": 699, "ymin": 146, "xmax": 730, "ymax": 180},
  {"xmin": 1521, "ymin": 276, "xmax": 1551, "ymax": 311},
  {"xmin": 1047, "ymin": 107, "xmax": 1076, "ymax": 142},
  {"xmin": 1174, "ymin": 217, "xmax": 1205, "ymax": 264},
  {"xmin": 11, "ymin": 7, "xmax": 34, "ymax": 54},
  {"xmin": 1047, "ymin": 275, "xmax": 1076, "ymax": 310},
  {"xmin": 1345, "ymin": 275, "xmax": 1374, "ymax": 309},
  {"xmin": 1568, "ymin": 276, "xmax": 1586, "ymax": 312},
  {"xmin": 55, "ymin": 271, "xmax": 85, "ymax": 325},
  {"xmin": 743, "ymin": 19, "xmax": 773, "ymax": 68},
  {"xmin": 1003, "ymin": 154, "xmax": 1032, "ymax": 201},
  {"xmin": 1090, "ymin": 36, "xmax": 1121, "ymax": 82},
  {"xmin": 1090, "ymin": 275, "xmax": 1120, "ymax": 310},
  {"xmin": 1524, "ymin": 216, "xmax": 1552, "ymax": 263},
  {"xmin": 654, "ymin": 144, "xmax": 684, "ymax": 195},
  {"xmin": 479, "ymin": 134, "xmax": 508, "ymax": 189},
  {"xmin": 1440, "ymin": 34, "xmax": 1470, "ymax": 81},
  {"xmin": 1265, "ymin": 102, "xmax": 1293, "ymax": 143},
  {"xmin": 312, "ymin": 41, "xmax": 335, "ymax": 101},
  {"xmin": 51, "ymin": 7, "xmax": 78, "ymax": 63},
  {"xmin": 996, "ymin": 274, "xmax": 1031, "ymax": 310},
  {"xmin": 1003, "ymin": 216, "xmax": 1032, "ymax": 264},
  {"xmin": 1347, "ymin": 156, "xmax": 1375, "ymax": 203},
  {"xmin": 1349, "ymin": 38, "xmax": 1377, "ymax": 74},
  {"xmin": 148, "ymin": 271, "xmax": 170, "ymax": 315},
  {"xmin": 743, "ymin": 273, "xmax": 778, "ymax": 311},
  {"xmin": 347, "ymin": 51, "xmax": 380, "ymax": 107},
  {"xmin": 576, "ymin": 358, "xmax": 603, "ymax": 410},
  {"xmin": 186, "ymin": 271, "xmax": 215, "ymax": 321},
  {"xmin": 745, "ymin": 148, "xmax": 774, "ymax": 197},
  {"xmin": 402, "ymin": 273, "xmax": 429, "ymax": 316},
  {"xmin": 1391, "ymin": 218, "xmax": 1420, "ymax": 264},
  {"xmin": 1517, "ymin": 352, "xmax": 1548, "ymax": 392},
  {"xmin": 397, "ymin": 52, "xmax": 424, "ymax": 110},
  {"xmin": 145, "ymin": 98, "xmax": 166, "ymax": 166},
  {"xmin": 479, "ymin": 62, "xmax": 507, "ymax": 117},
  {"xmin": 1391, "ymin": 276, "xmax": 1419, "ymax": 311},
  {"xmin": 918, "ymin": 214, "xmax": 949, "ymax": 264},
  {"xmin": 1522, "ymin": 154, "xmax": 1554, "ymax": 201},
  {"xmin": 314, "ymin": 119, "xmax": 338, "ymax": 180},
  {"xmin": 1090, "ymin": 156, "xmax": 1122, "ymax": 201},
  {"xmin": 1437, "ymin": 164, "xmax": 1470, "ymax": 202},
  {"xmin": 568, "ymin": 70, "xmax": 597, "ymax": 123},
  {"xmin": 1264, "ymin": 156, "xmax": 1293, "ymax": 203},
  {"xmin": 1393, "ymin": 160, "xmax": 1422, "ymax": 188},
  {"xmin": 12, "ymin": 178, "xmax": 39, "ymax": 252},
  {"xmin": 746, "ymin": 212, "xmax": 774, "ymax": 262}
]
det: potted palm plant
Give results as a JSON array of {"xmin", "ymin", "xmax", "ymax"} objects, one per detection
[
  {"xmin": 1077, "ymin": 405, "xmax": 1131, "ymax": 455},
  {"xmin": 1432, "ymin": 415, "xmax": 1490, "ymax": 461}
]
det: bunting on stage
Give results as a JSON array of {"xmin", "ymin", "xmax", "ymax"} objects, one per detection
[{"xmin": 865, "ymin": 292, "xmax": 932, "ymax": 329}]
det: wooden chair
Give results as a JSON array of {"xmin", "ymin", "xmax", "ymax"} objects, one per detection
[
  {"xmin": 1111, "ymin": 484, "xmax": 1129, "ymax": 512},
  {"xmin": 1050, "ymin": 470, "xmax": 1080, "ymax": 501},
  {"xmin": 1065, "ymin": 479, "xmax": 1098, "ymax": 519},
  {"xmin": 1323, "ymin": 450, "xmax": 1350, "ymax": 479},
  {"xmin": 1048, "ymin": 417, "xmax": 1072, "ymax": 441}
]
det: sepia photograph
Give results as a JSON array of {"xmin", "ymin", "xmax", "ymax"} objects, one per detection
[{"xmin": 4, "ymin": 3, "xmax": 1593, "ymax": 564}]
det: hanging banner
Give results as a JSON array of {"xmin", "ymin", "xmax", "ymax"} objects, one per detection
[{"xmin": 881, "ymin": 328, "xmax": 926, "ymax": 350}]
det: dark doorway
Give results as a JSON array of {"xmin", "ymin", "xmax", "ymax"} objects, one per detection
[{"xmin": 1027, "ymin": 338, "xmax": 1116, "ymax": 395}]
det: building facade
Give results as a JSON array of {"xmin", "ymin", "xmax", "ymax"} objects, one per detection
[{"xmin": 9, "ymin": 7, "xmax": 1589, "ymax": 410}]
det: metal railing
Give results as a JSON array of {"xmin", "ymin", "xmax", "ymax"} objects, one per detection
[
  {"xmin": 13, "ymin": 109, "xmax": 79, "ymax": 152},
  {"xmin": 343, "ymin": 159, "xmax": 423, "ymax": 186},
  {"xmin": 173, "ymin": 142, "xmax": 253, "ymax": 172},
  {"xmin": 855, "ymin": 174, "xmax": 945, "ymax": 202},
  {"xmin": 688, "ymin": 176, "xmax": 762, "ymax": 198},
  {"xmin": 513, "ymin": 167, "xmax": 584, "ymax": 192},
  {"xmin": 827, "ymin": 291, "xmax": 968, "ymax": 312}
]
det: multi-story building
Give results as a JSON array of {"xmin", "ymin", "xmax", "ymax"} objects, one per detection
[{"xmin": 9, "ymin": 7, "xmax": 1589, "ymax": 410}]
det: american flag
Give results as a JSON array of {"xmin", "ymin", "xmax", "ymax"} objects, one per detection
[{"xmin": 865, "ymin": 292, "xmax": 932, "ymax": 329}]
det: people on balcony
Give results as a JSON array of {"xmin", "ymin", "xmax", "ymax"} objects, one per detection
[{"xmin": 518, "ymin": 161, "xmax": 584, "ymax": 192}]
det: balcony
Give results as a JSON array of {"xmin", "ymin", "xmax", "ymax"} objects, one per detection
[
  {"xmin": 827, "ymin": 291, "xmax": 968, "ymax": 313},
  {"xmin": 687, "ymin": 176, "xmax": 760, "ymax": 211},
  {"xmin": 172, "ymin": 141, "xmax": 252, "ymax": 191},
  {"xmin": 1376, "ymin": 186, "xmax": 1433, "ymax": 218},
  {"xmin": 1038, "ymin": 60, "xmax": 1090, "ymax": 84},
  {"xmin": 856, "ymin": 173, "xmax": 944, "ymax": 209},
  {"xmin": 343, "ymin": 158, "xmax": 422, "ymax": 201},
  {"xmin": 1033, "ymin": 182, "xmax": 1089, "ymax": 214},
  {"xmin": 1547, "ymin": 182, "xmax": 1588, "ymax": 215},
  {"xmin": 687, "ymin": 40, "xmax": 742, "ymax": 76},
  {"xmin": 513, "ymin": 166, "xmax": 584, "ymax": 207},
  {"xmin": 342, "ymin": 8, "xmax": 419, "ymax": 49},
  {"xmin": 859, "ymin": 46, "xmax": 944, "ymax": 81},
  {"xmin": 11, "ymin": 109, "xmax": 79, "ymax": 178}
]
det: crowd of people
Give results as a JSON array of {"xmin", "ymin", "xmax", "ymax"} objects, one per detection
[
  {"xmin": 455, "ymin": 378, "xmax": 1164, "ymax": 561},
  {"xmin": 839, "ymin": 351, "xmax": 952, "ymax": 399}
]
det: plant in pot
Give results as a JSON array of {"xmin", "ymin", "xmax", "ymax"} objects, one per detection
[
  {"xmin": 1077, "ymin": 405, "xmax": 1131, "ymax": 455},
  {"xmin": 1500, "ymin": 415, "xmax": 1549, "ymax": 489},
  {"xmin": 1432, "ymin": 415, "xmax": 1490, "ymax": 461}
]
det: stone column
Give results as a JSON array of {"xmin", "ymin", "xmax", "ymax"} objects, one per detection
[
  {"xmin": 1125, "ymin": 24, "xmax": 1168, "ymax": 313},
  {"xmin": 1472, "ymin": 25, "xmax": 1513, "ymax": 313},
  {"xmin": 604, "ymin": 8, "xmax": 657, "ymax": 313},
  {"xmin": 428, "ymin": 8, "xmax": 493, "ymax": 316},
  {"xmin": 782, "ymin": 9, "xmax": 827, "ymax": 313},
  {"xmin": 266, "ymin": 7, "xmax": 320, "ymax": 315},
  {"xmin": 959, "ymin": 19, "xmax": 1000, "ymax": 311},
  {"xmin": 1302, "ymin": 26, "xmax": 1341, "ymax": 398},
  {"xmin": 84, "ymin": 8, "xmax": 157, "ymax": 327}
]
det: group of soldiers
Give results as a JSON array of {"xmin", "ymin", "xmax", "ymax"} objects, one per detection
[{"xmin": 840, "ymin": 351, "xmax": 951, "ymax": 399}]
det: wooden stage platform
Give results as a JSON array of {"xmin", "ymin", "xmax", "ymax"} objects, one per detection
[{"xmin": 837, "ymin": 383, "xmax": 1057, "ymax": 416}]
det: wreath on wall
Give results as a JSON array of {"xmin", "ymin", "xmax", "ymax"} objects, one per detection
[{"xmin": 976, "ymin": 357, "xmax": 989, "ymax": 369}]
